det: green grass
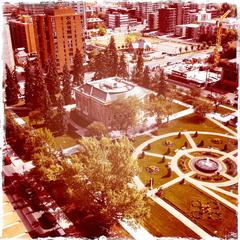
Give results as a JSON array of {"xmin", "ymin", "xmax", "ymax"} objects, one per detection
[
  {"xmin": 163, "ymin": 182, "xmax": 237, "ymax": 238},
  {"xmin": 152, "ymin": 114, "xmax": 228, "ymax": 136},
  {"xmin": 55, "ymin": 134, "xmax": 79, "ymax": 149},
  {"xmin": 221, "ymin": 185, "xmax": 238, "ymax": 195},
  {"xmin": 143, "ymin": 199, "xmax": 199, "ymax": 238},
  {"xmin": 148, "ymin": 135, "xmax": 190, "ymax": 156},
  {"xmin": 216, "ymin": 106, "xmax": 235, "ymax": 115},
  {"xmin": 190, "ymin": 134, "xmax": 237, "ymax": 153},
  {"xmin": 170, "ymin": 102, "xmax": 187, "ymax": 114},
  {"xmin": 209, "ymin": 189, "xmax": 238, "ymax": 206},
  {"xmin": 132, "ymin": 134, "xmax": 151, "ymax": 148},
  {"xmin": 138, "ymin": 155, "xmax": 178, "ymax": 188}
]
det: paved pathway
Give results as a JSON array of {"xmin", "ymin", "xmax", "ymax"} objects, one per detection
[
  {"xmin": 184, "ymin": 132, "xmax": 197, "ymax": 148},
  {"xmin": 119, "ymin": 220, "xmax": 155, "ymax": 240},
  {"xmin": 206, "ymin": 116, "xmax": 237, "ymax": 136},
  {"xmin": 219, "ymin": 104, "xmax": 237, "ymax": 112},
  {"xmin": 144, "ymin": 151, "xmax": 173, "ymax": 160},
  {"xmin": 204, "ymin": 185, "xmax": 238, "ymax": 199}
]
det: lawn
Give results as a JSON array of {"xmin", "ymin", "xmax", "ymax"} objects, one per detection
[
  {"xmin": 148, "ymin": 135, "xmax": 190, "ymax": 156},
  {"xmin": 54, "ymin": 134, "xmax": 79, "ymax": 149},
  {"xmin": 132, "ymin": 134, "xmax": 151, "ymax": 148},
  {"xmin": 142, "ymin": 199, "xmax": 199, "ymax": 238},
  {"xmin": 189, "ymin": 134, "xmax": 237, "ymax": 153},
  {"xmin": 54, "ymin": 124, "xmax": 82, "ymax": 149},
  {"xmin": 170, "ymin": 101, "xmax": 187, "ymax": 114},
  {"xmin": 215, "ymin": 106, "xmax": 236, "ymax": 115},
  {"xmin": 163, "ymin": 182, "xmax": 237, "ymax": 238},
  {"xmin": 152, "ymin": 114, "xmax": 228, "ymax": 136},
  {"xmin": 209, "ymin": 189, "xmax": 238, "ymax": 206},
  {"xmin": 138, "ymin": 155, "xmax": 178, "ymax": 188},
  {"xmin": 221, "ymin": 185, "xmax": 238, "ymax": 195}
]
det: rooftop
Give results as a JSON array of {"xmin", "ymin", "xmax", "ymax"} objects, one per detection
[{"xmin": 75, "ymin": 77, "xmax": 151, "ymax": 104}]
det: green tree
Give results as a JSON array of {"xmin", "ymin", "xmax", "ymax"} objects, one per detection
[
  {"xmin": 45, "ymin": 58, "xmax": 60, "ymax": 103},
  {"xmin": 132, "ymin": 49, "xmax": 144, "ymax": 85},
  {"xmin": 24, "ymin": 127, "xmax": 57, "ymax": 160},
  {"xmin": 98, "ymin": 25, "xmax": 106, "ymax": 36},
  {"xmin": 73, "ymin": 48, "xmax": 84, "ymax": 86},
  {"xmin": 31, "ymin": 60, "xmax": 51, "ymax": 111},
  {"xmin": 92, "ymin": 51, "xmax": 108, "ymax": 80},
  {"xmin": 110, "ymin": 96, "xmax": 141, "ymax": 133},
  {"xmin": 117, "ymin": 53, "xmax": 129, "ymax": 79},
  {"xmin": 212, "ymin": 96, "xmax": 225, "ymax": 112},
  {"xmin": 153, "ymin": 68, "xmax": 168, "ymax": 98},
  {"xmin": 24, "ymin": 60, "xmax": 35, "ymax": 107},
  {"xmin": 142, "ymin": 66, "xmax": 151, "ymax": 88},
  {"xmin": 55, "ymin": 94, "xmax": 68, "ymax": 135},
  {"xmin": 125, "ymin": 34, "xmax": 135, "ymax": 48},
  {"xmin": 179, "ymin": 47, "xmax": 182, "ymax": 54},
  {"xmin": 192, "ymin": 99, "xmax": 214, "ymax": 120},
  {"xmin": 190, "ymin": 86, "xmax": 201, "ymax": 98},
  {"xmin": 5, "ymin": 64, "xmax": 19, "ymax": 105},
  {"xmin": 106, "ymin": 36, "xmax": 118, "ymax": 77},
  {"xmin": 62, "ymin": 63, "xmax": 72, "ymax": 104},
  {"xmin": 86, "ymin": 121, "xmax": 109, "ymax": 139},
  {"xmin": 61, "ymin": 137, "xmax": 150, "ymax": 236},
  {"xmin": 145, "ymin": 95, "xmax": 167, "ymax": 126}
]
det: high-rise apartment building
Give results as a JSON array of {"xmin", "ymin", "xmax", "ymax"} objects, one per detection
[
  {"xmin": 43, "ymin": 7, "xmax": 84, "ymax": 72},
  {"xmin": 9, "ymin": 15, "xmax": 37, "ymax": 54},
  {"xmin": 148, "ymin": 12, "xmax": 159, "ymax": 31},
  {"xmin": 170, "ymin": 3, "xmax": 190, "ymax": 25},
  {"xmin": 159, "ymin": 8, "xmax": 176, "ymax": 33},
  {"xmin": 3, "ymin": 17, "xmax": 15, "ymax": 70},
  {"xmin": 9, "ymin": 6, "xmax": 84, "ymax": 72}
]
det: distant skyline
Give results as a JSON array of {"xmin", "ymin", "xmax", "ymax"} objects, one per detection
[{"xmin": 2, "ymin": 0, "xmax": 240, "ymax": 4}]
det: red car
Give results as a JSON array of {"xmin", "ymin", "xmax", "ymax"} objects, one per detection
[{"xmin": 4, "ymin": 155, "xmax": 12, "ymax": 165}]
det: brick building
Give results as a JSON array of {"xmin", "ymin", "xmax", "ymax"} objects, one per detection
[
  {"xmin": 9, "ymin": 6, "xmax": 84, "ymax": 72},
  {"xmin": 159, "ymin": 8, "xmax": 176, "ymax": 33},
  {"xmin": 148, "ymin": 12, "xmax": 159, "ymax": 31}
]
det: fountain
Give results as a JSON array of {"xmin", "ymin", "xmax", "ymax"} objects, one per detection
[{"xmin": 194, "ymin": 157, "xmax": 219, "ymax": 173}]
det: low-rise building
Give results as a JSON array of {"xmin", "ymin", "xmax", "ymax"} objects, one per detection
[
  {"xmin": 107, "ymin": 13, "xmax": 129, "ymax": 29},
  {"xmin": 129, "ymin": 39, "xmax": 152, "ymax": 53},
  {"xmin": 74, "ymin": 77, "xmax": 152, "ymax": 127},
  {"xmin": 87, "ymin": 17, "xmax": 104, "ymax": 29}
]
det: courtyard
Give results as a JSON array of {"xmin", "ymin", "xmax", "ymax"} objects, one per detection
[{"xmin": 131, "ymin": 108, "xmax": 238, "ymax": 239}]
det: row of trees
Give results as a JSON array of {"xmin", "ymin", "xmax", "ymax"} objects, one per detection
[{"xmin": 5, "ymin": 48, "xmax": 84, "ymax": 108}]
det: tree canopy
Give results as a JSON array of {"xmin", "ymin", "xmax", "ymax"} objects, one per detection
[
  {"xmin": 117, "ymin": 53, "xmax": 129, "ymax": 79},
  {"xmin": 110, "ymin": 96, "xmax": 141, "ymax": 133},
  {"xmin": 5, "ymin": 64, "xmax": 19, "ymax": 105},
  {"xmin": 73, "ymin": 48, "xmax": 84, "ymax": 86},
  {"xmin": 62, "ymin": 63, "xmax": 72, "ymax": 104},
  {"xmin": 86, "ymin": 121, "xmax": 109, "ymax": 139},
  {"xmin": 45, "ymin": 58, "xmax": 60, "ymax": 103},
  {"xmin": 59, "ymin": 137, "xmax": 150, "ymax": 235}
]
